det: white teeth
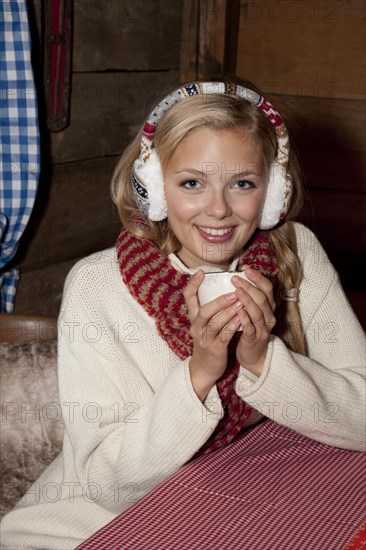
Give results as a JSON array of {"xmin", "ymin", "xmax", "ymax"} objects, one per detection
[{"xmin": 198, "ymin": 226, "xmax": 234, "ymax": 236}]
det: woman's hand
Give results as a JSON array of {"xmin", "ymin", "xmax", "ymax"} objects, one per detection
[
  {"xmin": 231, "ymin": 267, "xmax": 276, "ymax": 377},
  {"xmin": 183, "ymin": 270, "xmax": 243, "ymax": 401}
]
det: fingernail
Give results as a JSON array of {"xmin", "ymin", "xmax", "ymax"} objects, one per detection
[
  {"xmin": 225, "ymin": 293, "xmax": 237, "ymax": 302},
  {"xmin": 232, "ymin": 300, "xmax": 243, "ymax": 310}
]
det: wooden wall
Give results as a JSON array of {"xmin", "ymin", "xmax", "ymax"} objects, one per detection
[
  {"xmin": 11, "ymin": 0, "xmax": 365, "ymax": 319},
  {"xmin": 235, "ymin": 0, "xmax": 366, "ymax": 290},
  {"xmin": 12, "ymin": 0, "xmax": 184, "ymax": 315},
  {"xmin": 181, "ymin": 0, "xmax": 366, "ymax": 292}
]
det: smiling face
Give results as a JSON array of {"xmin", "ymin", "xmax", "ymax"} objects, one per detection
[{"xmin": 164, "ymin": 127, "xmax": 268, "ymax": 270}]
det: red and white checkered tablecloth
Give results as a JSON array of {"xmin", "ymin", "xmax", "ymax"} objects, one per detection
[{"xmin": 77, "ymin": 420, "xmax": 366, "ymax": 550}]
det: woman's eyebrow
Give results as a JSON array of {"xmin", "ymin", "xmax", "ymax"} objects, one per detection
[
  {"xmin": 174, "ymin": 168, "xmax": 260, "ymax": 177},
  {"xmin": 174, "ymin": 168, "xmax": 204, "ymax": 175},
  {"xmin": 230, "ymin": 170, "xmax": 261, "ymax": 178}
]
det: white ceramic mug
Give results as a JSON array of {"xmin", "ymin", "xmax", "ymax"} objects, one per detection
[{"xmin": 198, "ymin": 271, "xmax": 256, "ymax": 306}]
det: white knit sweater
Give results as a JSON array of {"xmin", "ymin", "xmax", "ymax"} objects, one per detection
[{"xmin": 1, "ymin": 223, "xmax": 365, "ymax": 550}]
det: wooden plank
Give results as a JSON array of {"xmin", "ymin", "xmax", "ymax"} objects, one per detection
[
  {"xmin": 180, "ymin": 0, "xmax": 241, "ymax": 81},
  {"xmin": 299, "ymin": 149, "xmax": 366, "ymax": 194},
  {"xmin": 301, "ymin": 189, "xmax": 366, "ymax": 255},
  {"xmin": 198, "ymin": 0, "xmax": 227, "ymax": 78},
  {"xmin": 14, "ymin": 258, "xmax": 82, "ymax": 317},
  {"xmin": 300, "ymin": 189, "xmax": 365, "ymax": 290},
  {"xmin": 223, "ymin": 0, "xmax": 241, "ymax": 76},
  {"xmin": 180, "ymin": 0, "xmax": 199, "ymax": 81},
  {"xmin": 237, "ymin": 0, "xmax": 366, "ymax": 100},
  {"xmin": 12, "ymin": 157, "xmax": 121, "ymax": 273},
  {"xmin": 273, "ymin": 96, "xmax": 366, "ymax": 154},
  {"xmin": 267, "ymin": 95, "xmax": 366, "ymax": 194},
  {"xmin": 49, "ymin": 71, "xmax": 180, "ymax": 163},
  {"xmin": 73, "ymin": 0, "xmax": 184, "ymax": 72}
]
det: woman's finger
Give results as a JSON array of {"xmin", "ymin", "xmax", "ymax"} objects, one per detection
[
  {"xmin": 233, "ymin": 283, "xmax": 274, "ymax": 326},
  {"xmin": 233, "ymin": 267, "xmax": 276, "ymax": 312},
  {"xmin": 237, "ymin": 307, "xmax": 258, "ymax": 340},
  {"xmin": 235, "ymin": 287, "xmax": 264, "ymax": 324},
  {"xmin": 184, "ymin": 272, "xmax": 240, "ymax": 328},
  {"xmin": 235, "ymin": 286, "xmax": 276, "ymax": 331},
  {"xmin": 232, "ymin": 274, "xmax": 275, "ymax": 322},
  {"xmin": 202, "ymin": 299, "xmax": 244, "ymax": 343},
  {"xmin": 183, "ymin": 270, "xmax": 205, "ymax": 322}
]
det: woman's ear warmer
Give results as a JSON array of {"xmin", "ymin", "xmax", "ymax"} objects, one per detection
[
  {"xmin": 131, "ymin": 82, "xmax": 292, "ymax": 229},
  {"xmin": 132, "ymin": 150, "xmax": 167, "ymax": 221}
]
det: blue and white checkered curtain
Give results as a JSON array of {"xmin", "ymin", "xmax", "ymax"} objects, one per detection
[{"xmin": 0, "ymin": 1, "xmax": 40, "ymax": 312}]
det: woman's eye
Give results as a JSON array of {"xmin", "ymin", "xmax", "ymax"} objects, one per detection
[
  {"xmin": 182, "ymin": 179, "xmax": 200, "ymax": 189},
  {"xmin": 234, "ymin": 179, "xmax": 255, "ymax": 189}
]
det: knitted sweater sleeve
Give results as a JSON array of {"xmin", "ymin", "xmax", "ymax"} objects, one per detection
[
  {"xmin": 235, "ymin": 223, "xmax": 366, "ymax": 451},
  {"xmin": 57, "ymin": 251, "xmax": 223, "ymax": 513}
]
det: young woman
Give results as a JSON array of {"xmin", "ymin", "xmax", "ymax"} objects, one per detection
[{"xmin": 1, "ymin": 80, "xmax": 364, "ymax": 549}]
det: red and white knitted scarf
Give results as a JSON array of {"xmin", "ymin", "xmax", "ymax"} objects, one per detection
[{"xmin": 116, "ymin": 226, "xmax": 278, "ymax": 457}]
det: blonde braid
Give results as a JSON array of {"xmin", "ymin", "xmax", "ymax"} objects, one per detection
[{"xmin": 269, "ymin": 222, "xmax": 307, "ymax": 355}]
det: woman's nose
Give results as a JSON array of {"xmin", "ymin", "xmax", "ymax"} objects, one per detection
[{"xmin": 205, "ymin": 190, "xmax": 232, "ymax": 219}]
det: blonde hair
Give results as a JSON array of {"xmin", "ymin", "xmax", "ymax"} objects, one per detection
[{"xmin": 111, "ymin": 82, "xmax": 306, "ymax": 355}]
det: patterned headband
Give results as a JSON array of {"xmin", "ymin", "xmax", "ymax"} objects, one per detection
[{"xmin": 131, "ymin": 82, "xmax": 292, "ymax": 229}]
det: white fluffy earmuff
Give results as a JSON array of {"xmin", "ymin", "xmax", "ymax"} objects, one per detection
[
  {"xmin": 259, "ymin": 162, "xmax": 291, "ymax": 230},
  {"xmin": 132, "ymin": 151, "xmax": 167, "ymax": 221}
]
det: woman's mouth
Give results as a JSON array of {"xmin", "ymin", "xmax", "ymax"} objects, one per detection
[{"xmin": 195, "ymin": 225, "xmax": 237, "ymax": 242}]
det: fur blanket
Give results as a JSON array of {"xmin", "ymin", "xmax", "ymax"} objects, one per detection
[{"xmin": 0, "ymin": 340, "xmax": 64, "ymax": 518}]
